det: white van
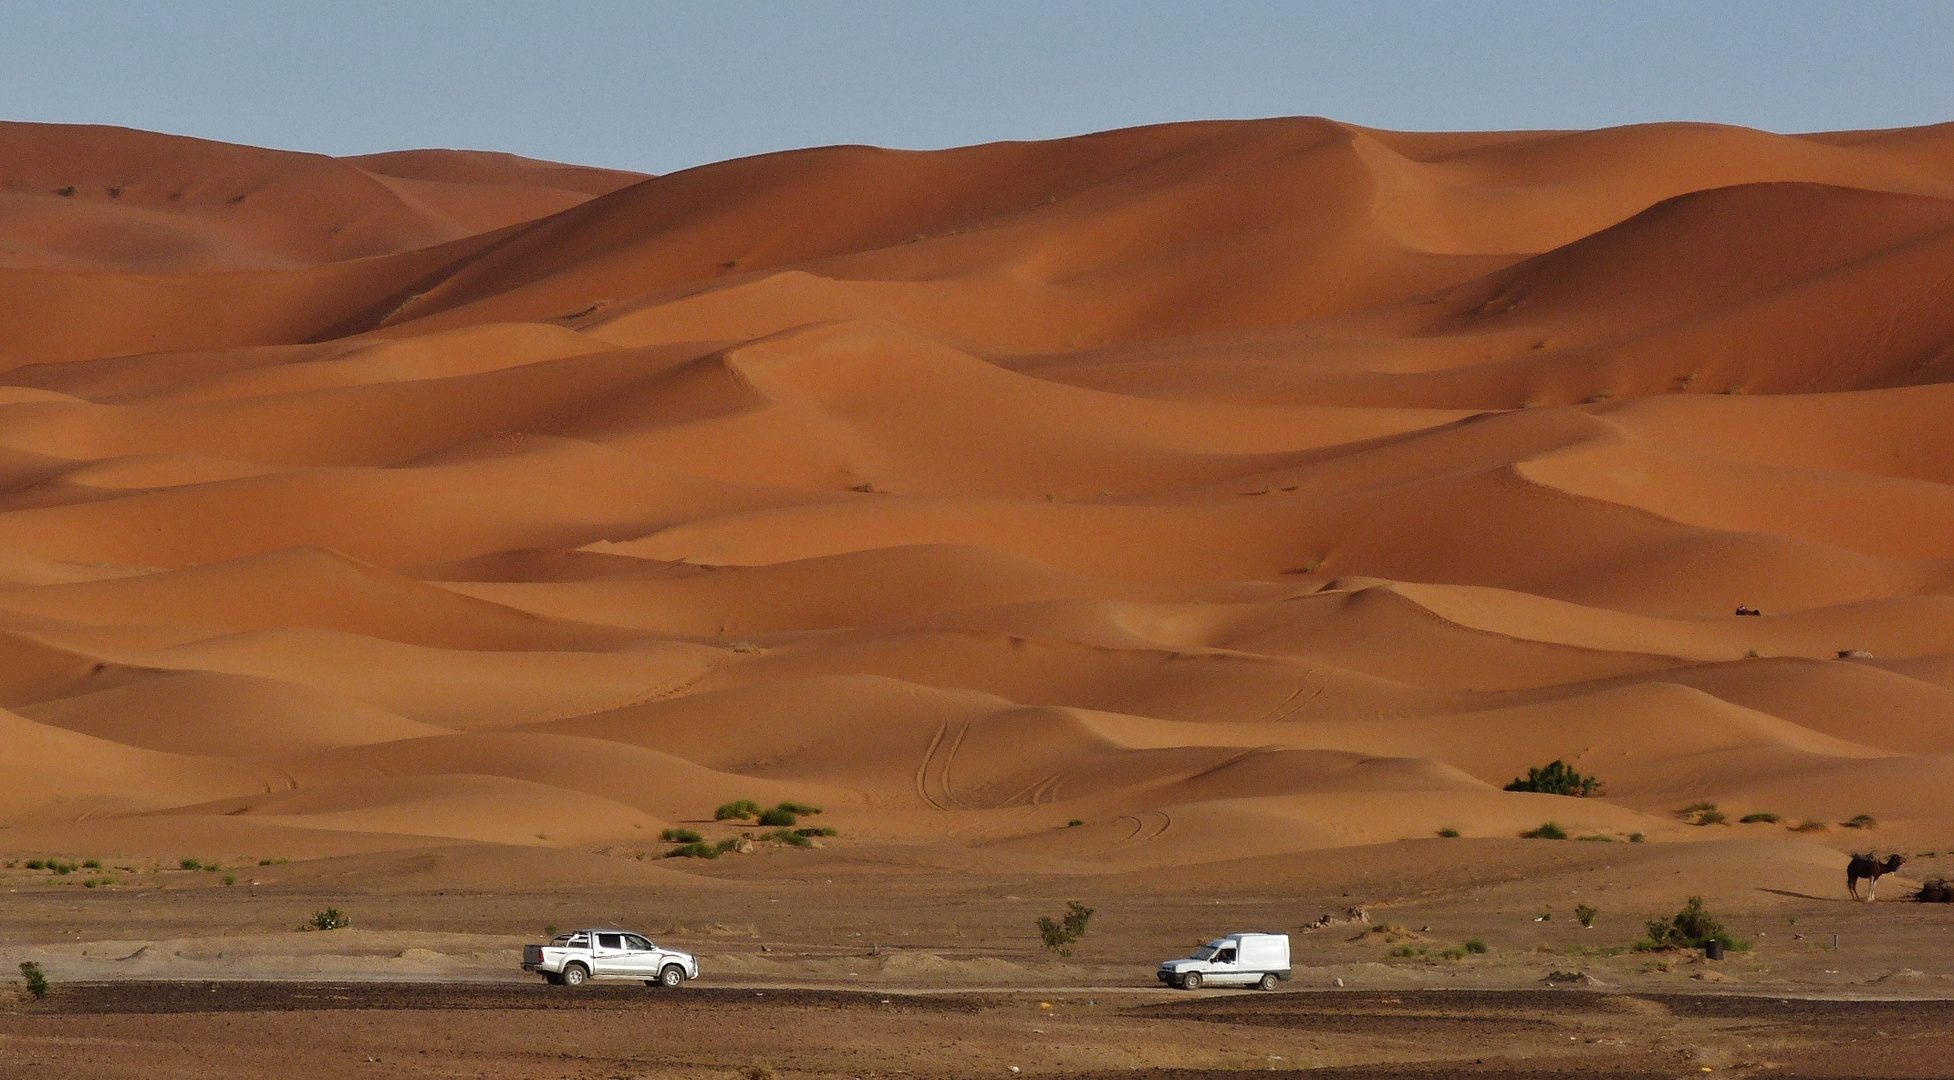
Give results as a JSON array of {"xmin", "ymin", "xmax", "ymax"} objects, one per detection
[{"xmin": 1157, "ymin": 932, "xmax": 1290, "ymax": 990}]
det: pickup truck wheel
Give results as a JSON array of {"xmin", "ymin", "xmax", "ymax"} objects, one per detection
[
  {"xmin": 561, "ymin": 963, "xmax": 589, "ymax": 987},
  {"xmin": 658, "ymin": 964, "xmax": 687, "ymax": 988},
  {"xmin": 1258, "ymin": 973, "xmax": 1278, "ymax": 991},
  {"xmin": 1181, "ymin": 972, "xmax": 1202, "ymax": 990}
]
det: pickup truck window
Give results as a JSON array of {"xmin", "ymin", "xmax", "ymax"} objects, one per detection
[
  {"xmin": 625, "ymin": 934, "xmax": 654, "ymax": 951},
  {"xmin": 596, "ymin": 933, "xmax": 625, "ymax": 950}
]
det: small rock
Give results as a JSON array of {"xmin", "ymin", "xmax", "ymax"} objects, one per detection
[
  {"xmin": 1334, "ymin": 977, "xmax": 1344, "ymax": 987},
  {"xmin": 1838, "ymin": 649, "xmax": 1874, "ymax": 659}
]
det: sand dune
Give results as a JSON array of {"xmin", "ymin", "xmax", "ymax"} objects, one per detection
[{"xmin": 1, "ymin": 118, "xmax": 1951, "ymax": 870}]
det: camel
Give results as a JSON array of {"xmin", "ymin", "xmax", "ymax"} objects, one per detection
[{"xmin": 1846, "ymin": 852, "xmax": 1905, "ymax": 901}]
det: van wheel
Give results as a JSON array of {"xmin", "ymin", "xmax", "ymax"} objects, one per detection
[
  {"xmin": 1258, "ymin": 973, "xmax": 1278, "ymax": 991},
  {"xmin": 1181, "ymin": 972, "xmax": 1202, "ymax": 990},
  {"xmin": 659, "ymin": 964, "xmax": 687, "ymax": 988},
  {"xmin": 561, "ymin": 963, "xmax": 589, "ymax": 986}
]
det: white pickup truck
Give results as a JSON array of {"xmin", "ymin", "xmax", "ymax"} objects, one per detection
[
  {"xmin": 522, "ymin": 928, "xmax": 698, "ymax": 987},
  {"xmin": 1157, "ymin": 932, "xmax": 1291, "ymax": 990}
]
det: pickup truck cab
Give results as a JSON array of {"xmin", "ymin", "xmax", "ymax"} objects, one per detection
[
  {"xmin": 1158, "ymin": 932, "xmax": 1290, "ymax": 990},
  {"xmin": 522, "ymin": 928, "xmax": 698, "ymax": 987}
]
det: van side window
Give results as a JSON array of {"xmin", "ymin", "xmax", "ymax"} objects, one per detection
[{"xmin": 1216, "ymin": 948, "xmax": 1237, "ymax": 964}]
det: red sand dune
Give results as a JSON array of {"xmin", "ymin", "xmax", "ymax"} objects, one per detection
[{"xmin": 1, "ymin": 117, "xmax": 1952, "ymax": 867}]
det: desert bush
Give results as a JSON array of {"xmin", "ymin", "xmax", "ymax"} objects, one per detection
[
  {"xmin": 1067, "ymin": 819, "xmax": 1084, "ymax": 827},
  {"xmin": 1628, "ymin": 833, "xmax": 1645, "ymax": 843},
  {"xmin": 660, "ymin": 828, "xmax": 703, "ymax": 844},
  {"xmin": 1036, "ymin": 900, "xmax": 1095, "ymax": 954},
  {"xmin": 765, "ymin": 828, "xmax": 811, "ymax": 848},
  {"xmin": 81, "ymin": 859, "xmax": 101, "ymax": 869},
  {"xmin": 739, "ymin": 1066, "xmax": 775, "ymax": 1080},
  {"xmin": 1437, "ymin": 827, "xmax": 1461, "ymax": 838},
  {"xmin": 49, "ymin": 860, "xmax": 75, "ymax": 875},
  {"xmin": 757, "ymin": 808, "xmax": 797, "ymax": 827},
  {"xmin": 19, "ymin": 961, "xmax": 46, "ymax": 999},
  {"xmin": 1843, "ymin": 814, "xmax": 1878, "ymax": 830},
  {"xmin": 1576, "ymin": 834, "xmax": 1615, "ymax": 842},
  {"xmin": 1678, "ymin": 802, "xmax": 1725, "ymax": 825},
  {"xmin": 714, "ymin": 800, "xmax": 761, "ymax": 821},
  {"xmin": 1521, "ymin": 822, "xmax": 1568, "ymax": 840},
  {"xmin": 222, "ymin": 874, "xmax": 236, "ymax": 886},
  {"xmin": 1504, "ymin": 760, "xmax": 1601, "ymax": 797},
  {"xmin": 1791, "ymin": 819, "xmax": 1828, "ymax": 832},
  {"xmin": 309, "ymin": 907, "xmax": 350, "ymax": 931},
  {"xmin": 1575, "ymin": 904, "xmax": 1598, "ymax": 928},
  {"xmin": 258, "ymin": 857, "xmax": 288, "ymax": 866},
  {"xmin": 795, "ymin": 826, "xmax": 837, "ymax": 838},
  {"xmin": 774, "ymin": 802, "xmax": 822, "ymax": 816},
  {"xmin": 179, "ymin": 857, "xmax": 201, "ymax": 870},
  {"xmin": 666, "ymin": 842, "xmax": 720, "ymax": 859},
  {"xmin": 1739, "ymin": 812, "xmax": 1781, "ymax": 824},
  {"xmin": 1637, "ymin": 895, "xmax": 1743, "ymax": 952},
  {"xmin": 1463, "ymin": 939, "xmax": 1488, "ymax": 954},
  {"xmin": 24, "ymin": 859, "xmax": 44, "ymax": 870},
  {"xmin": 1439, "ymin": 947, "xmax": 1466, "ymax": 960}
]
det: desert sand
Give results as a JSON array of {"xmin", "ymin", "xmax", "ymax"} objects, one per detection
[{"xmin": 2, "ymin": 119, "xmax": 1954, "ymax": 1072}]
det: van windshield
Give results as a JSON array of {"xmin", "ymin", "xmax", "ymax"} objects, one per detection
[{"xmin": 1193, "ymin": 945, "xmax": 1219, "ymax": 960}]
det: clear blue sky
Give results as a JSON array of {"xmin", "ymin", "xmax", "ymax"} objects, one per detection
[{"xmin": 2, "ymin": 1, "xmax": 1950, "ymax": 174}]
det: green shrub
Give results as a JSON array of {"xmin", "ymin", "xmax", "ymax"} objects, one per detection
[
  {"xmin": 1843, "ymin": 814, "xmax": 1877, "ymax": 830},
  {"xmin": 83, "ymin": 877, "xmax": 101, "ymax": 888},
  {"xmin": 666, "ymin": 842, "xmax": 720, "ymax": 859},
  {"xmin": 81, "ymin": 859, "xmax": 101, "ymax": 869},
  {"xmin": 1575, "ymin": 904, "xmax": 1598, "ymax": 928},
  {"xmin": 1521, "ymin": 822, "xmax": 1568, "ymax": 840},
  {"xmin": 24, "ymin": 859, "xmax": 44, "ymax": 870},
  {"xmin": 1067, "ymin": 819, "xmax": 1084, "ymax": 827},
  {"xmin": 1636, "ymin": 895, "xmax": 1744, "ymax": 952},
  {"xmin": 1739, "ymin": 812, "xmax": 1781, "ymax": 824},
  {"xmin": 1791, "ymin": 819, "xmax": 1828, "ymax": 832},
  {"xmin": 1679, "ymin": 802, "xmax": 1724, "ymax": 825},
  {"xmin": 762, "ymin": 828, "xmax": 810, "ymax": 848},
  {"xmin": 757, "ymin": 808, "xmax": 797, "ymax": 827},
  {"xmin": 1463, "ymin": 939, "xmax": 1488, "ymax": 954},
  {"xmin": 713, "ymin": 837, "xmax": 742, "ymax": 854},
  {"xmin": 795, "ymin": 826, "xmax": 837, "ymax": 838},
  {"xmin": 258, "ymin": 857, "xmax": 288, "ymax": 866},
  {"xmin": 19, "ymin": 961, "xmax": 46, "ymax": 999},
  {"xmin": 222, "ymin": 874, "xmax": 236, "ymax": 886},
  {"xmin": 179, "ymin": 857, "xmax": 201, "ymax": 871},
  {"xmin": 1576, "ymin": 834, "xmax": 1615, "ymax": 842},
  {"xmin": 204, "ymin": 863, "xmax": 222, "ymax": 872},
  {"xmin": 1504, "ymin": 760, "xmax": 1601, "ymax": 797},
  {"xmin": 1439, "ymin": 947, "xmax": 1466, "ymax": 960},
  {"xmin": 660, "ymin": 828, "xmax": 703, "ymax": 844},
  {"xmin": 1628, "ymin": 833, "xmax": 1645, "ymax": 843},
  {"xmin": 714, "ymin": 800, "xmax": 761, "ymax": 821},
  {"xmin": 1437, "ymin": 827, "xmax": 1461, "ymax": 838},
  {"xmin": 50, "ymin": 861, "xmax": 74, "ymax": 875},
  {"xmin": 1036, "ymin": 900, "xmax": 1094, "ymax": 954},
  {"xmin": 309, "ymin": 907, "xmax": 349, "ymax": 931},
  {"xmin": 1388, "ymin": 945, "xmax": 1422, "ymax": 958},
  {"xmin": 774, "ymin": 802, "xmax": 822, "ymax": 816}
]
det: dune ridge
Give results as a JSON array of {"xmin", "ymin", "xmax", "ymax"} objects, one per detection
[{"xmin": 1, "ymin": 117, "xmax": 1951, "ymax": 869}]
